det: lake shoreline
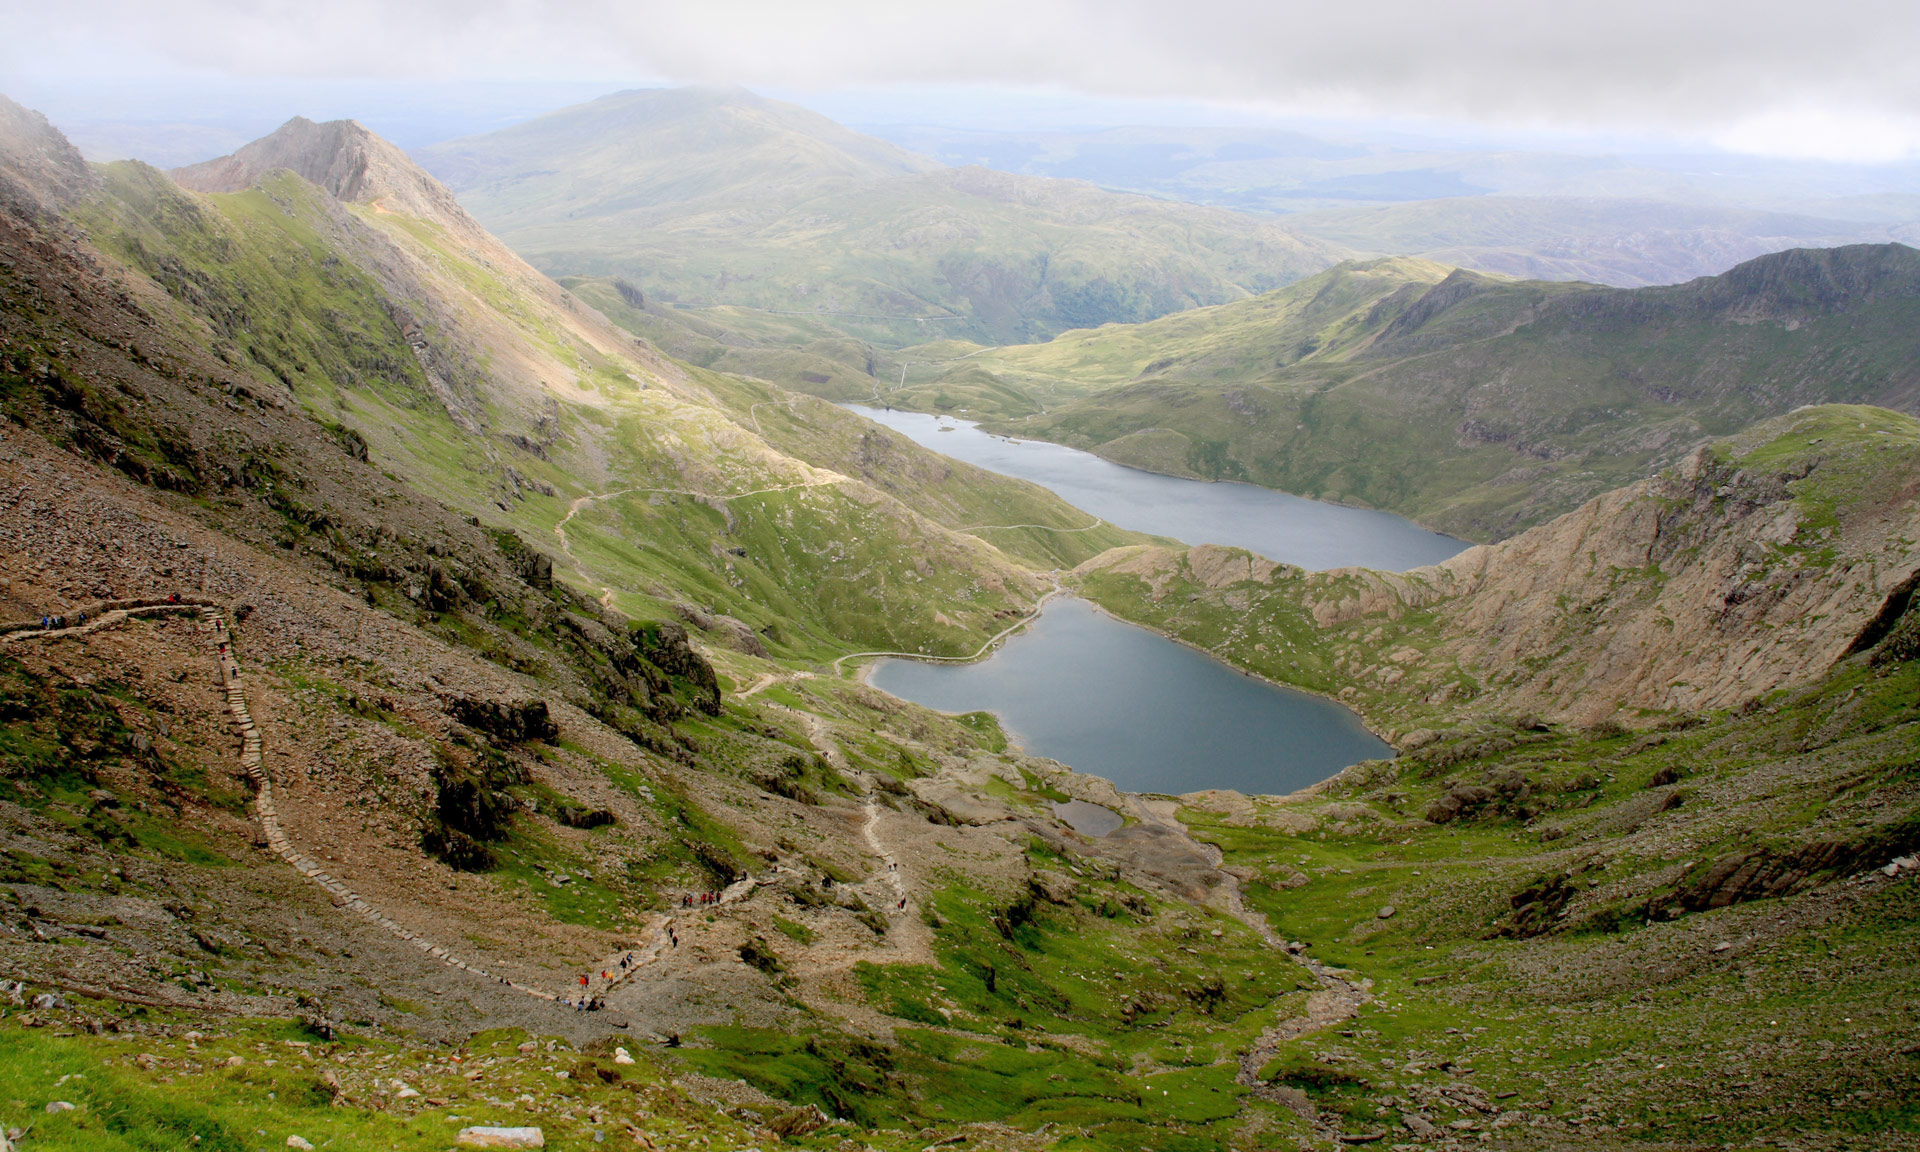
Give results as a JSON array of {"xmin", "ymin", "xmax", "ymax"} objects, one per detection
[{"xmin": 852, "ymin": 593, "xmax": 1395, "ymax": 798}]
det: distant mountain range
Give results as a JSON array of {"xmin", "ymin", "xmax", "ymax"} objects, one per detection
[
  {"xmin": 867, "ymin": 123, "xmax": 1920, "ymax": 287},
  {"xmin": 415, "ymin": 88, "xmax": 1348, "ymax": 347}
]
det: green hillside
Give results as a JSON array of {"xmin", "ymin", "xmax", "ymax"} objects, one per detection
[
  {"xmin": 883, "ymin": 245, "xmax": 1920, "ymax": 540},
  {"xmin": 416, "ymin": 87, "xmax": 1347, "ymax": 348}
]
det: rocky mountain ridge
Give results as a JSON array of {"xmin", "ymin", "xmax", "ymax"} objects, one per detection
[
  {"xmin": 903, "ymin": 242, "xmax": 1920, "ymax": 540},
  {"xmin": 1076, "ymin": 405, "xmax": 1920, "ymax": 729}
]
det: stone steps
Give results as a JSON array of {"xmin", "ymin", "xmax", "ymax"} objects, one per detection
[{"xmin": 190, "ymin": 607, "xmax": 562, "ymax": 1000}]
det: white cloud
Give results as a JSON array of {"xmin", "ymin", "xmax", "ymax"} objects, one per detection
[
  {"xmin": 7, "ymin": 0, "xmax": 1919, "ymax": 161},
  {"xmin": 1712, "ymin": 105, "xmax": 1920, "ymax": 164}
]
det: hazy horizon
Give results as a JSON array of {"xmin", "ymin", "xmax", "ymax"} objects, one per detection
[{"xmin": 10, "ymin": 0, "xmax": 1920, "ymax": 165}]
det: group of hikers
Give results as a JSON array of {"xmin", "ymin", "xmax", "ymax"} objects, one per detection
[
  {"xmin": 682, "ymin": 890, "xmax": 725, "ymax": 907},
  {"xmin": 562, "ymin": 948, "xmax": 647, "ymax": 1010}
]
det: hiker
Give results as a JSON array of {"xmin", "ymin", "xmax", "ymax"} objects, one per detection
[{"xmin": 898, "ymin": 898, "xmax": 906, "ymax": 910}]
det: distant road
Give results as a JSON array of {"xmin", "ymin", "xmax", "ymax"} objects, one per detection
[{"xmin": 670, "ymin": 302, "xmax": 966, "ymax": 322}]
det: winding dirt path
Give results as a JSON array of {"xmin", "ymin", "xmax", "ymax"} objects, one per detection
[
  {"xmin": 4, "ymin": 598, "xmax": 590, "ymax": 1001},
  {"xmin": 557, "ymin": 476, "xmax": 848, "ymax": 554},
  {"xmin": 951, "ymin": 515, "xmax": 1108, "ymax": 535},
  {"xmin": 1123, "ymin": 794, "xmax": 1371, "ymax": 1138},
  {"xmin": 830, "ymin": 582, "xmax": 1064, "ymax": 675}
]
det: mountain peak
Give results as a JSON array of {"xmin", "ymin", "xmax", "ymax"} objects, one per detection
[
  {"xmin": 171, "ymin": 115, "xmax": 480, "ymax": 236},
  {"xmin": 417, "ymin": 85, "xmax": 936, "ymax": 207}
]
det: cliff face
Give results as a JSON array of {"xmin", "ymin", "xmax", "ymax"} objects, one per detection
[
  {"xmin": 1403, "ymin": 405, "xmax": 1920, "ymax": 720},
  {"xmin": 1078, "ymin": 404, "xmax": 1920, "ymax": 728}
]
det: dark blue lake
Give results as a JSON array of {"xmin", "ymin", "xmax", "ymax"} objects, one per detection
[{"xmin": 869, "ymin": 598, "xmax": 1390, "ymax": 796}]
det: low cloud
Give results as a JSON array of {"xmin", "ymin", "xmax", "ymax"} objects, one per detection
[{"xmin": 10, "ymin": 0, "xmax": 1920, "ymax": 159}]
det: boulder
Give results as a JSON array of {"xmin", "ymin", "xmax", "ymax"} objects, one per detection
[
  {"xmin": 457, "ymin": 1128, "xmax": 545, "ymax": 1149},
  {"xmin": 1425, "ymin": 783, "xmax": 1498, "ymax": 824},
  {"xmin": 1031, "ymin": 870, "xmax": 1079, "ymax": 905},
  {"xmin": 1267, "ymin": 867, "xmax": 1310, "ymax": 890},
  {"xmin": 1399, "ymin": 728, "xmax": 1441, "ymax": 750}
]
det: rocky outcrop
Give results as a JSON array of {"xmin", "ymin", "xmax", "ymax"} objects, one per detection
[
  {"xmin": 445, "ymin": 696, "xmax": 559, "ymax": 744},
  {"xmin": 1664, "ymin": 819, "xmax": 1920, "ymax": 915},
  {"xmin": 1424, "ymin": 784, "xmax": 1496, "ymax": 824},
  {"xmin": 172, "ymin": 117, "xmax": 489, "ymax": 248}
]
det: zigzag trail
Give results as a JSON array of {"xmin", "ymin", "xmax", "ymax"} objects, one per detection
[
  {"xmin": 748, "ymin": 695, "xmax": 933, "ymax": 965},
  {"xmin": 1, "ymin": 596, "xmax": 744, "ymax": 1005}
]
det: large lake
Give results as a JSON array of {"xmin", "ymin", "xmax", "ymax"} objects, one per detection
[
  {"xmin": 846, "ymin": 405, "xmax": 1467, "ymax": 571},
  {"xmin": 869, "ymin": 598, "xmax": 1390, "ymax": 796}
]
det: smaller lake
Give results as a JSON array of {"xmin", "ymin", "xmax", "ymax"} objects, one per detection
[
  {"xmin": 869, "ymin": 598, "xmax": 1390, "ymax": 795},
  {"xmin": 1051, "ymin": 799, "xmax": 1124, "ymax": 837},
  {"xmin": 846, "ymin": 405, "xmax": 1467, "ymax": 572}
]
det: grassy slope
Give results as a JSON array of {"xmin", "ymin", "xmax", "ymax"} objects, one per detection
[
  {"xmin": 1181, "ymin": 665, "xmax": 1920, "ymax": 1147},
  {"xmin": 72, "ymin": 159, "xmax": 1159, "ymax": 664},
  {"xmin": 879, "ymin": 246, "xmax": 1920, "ymax": 541}
]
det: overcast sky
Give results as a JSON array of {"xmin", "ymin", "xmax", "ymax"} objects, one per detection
[{"xmin": 10, "ymin": 0, "xmax": 1920, "ymax": 161}]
